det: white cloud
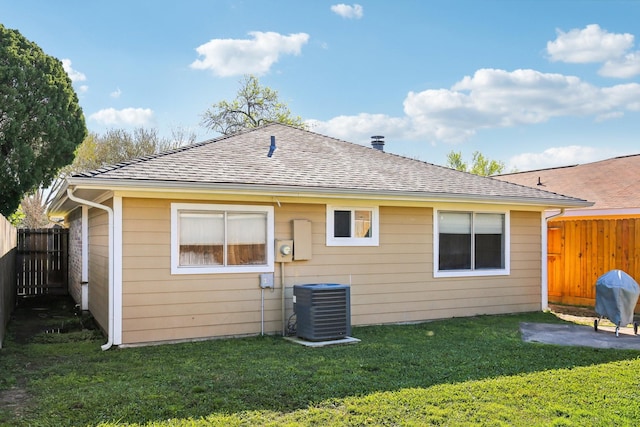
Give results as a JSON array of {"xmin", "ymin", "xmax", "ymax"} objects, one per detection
[
  {"xmin": 190, "ymin": 31, "xmax": 310, "ymax": 77},
  {"xmin": 61, "ymin": 59, "xmax": 88, "ymax": 93},
  {"xmin": 595, "ymin": 111, "xmax": 624, "ymax": 122},
  {"xmin": 546, "ymin": 24, "xmax": 640, "ymax": 78},
  {"xmin": 600, "ymin": 52, "xmax": 640, "ymax": 78},
  {"xmin": 310, "ymin": 68, "xmax": 640, "ymax": 145},
  {"xmin": 403, "ymin": 68, "xmax": 640, "ymax": 142},
  {"xmin": 61, "ymin": 59, "xmax": 87, "ymax": 82},
  {"xmin": 507, "ymin": 146, "xmax": 612, "ymax": 171},
  {"xmin": 547, "ymin": 24, "xmax": 633, "ymax": 63},
  {"xmin": 110, "ymin": 88, "xmax": 122, "ymax": 98},
  {"xmin": 306, "ymin": 114, "xmax": 409, "ymax": 144},
  {"xmin": 331, "ymin": 4, "xmax": 364, "ymax": 19},
  {"xmin": 89, "ymin": 107, "xmax": 154, "ymax": 126}
]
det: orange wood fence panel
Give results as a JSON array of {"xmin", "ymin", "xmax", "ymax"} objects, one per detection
[{"xmin": 548, "ymin": 218, "xmax": 640, "ymax": 313}]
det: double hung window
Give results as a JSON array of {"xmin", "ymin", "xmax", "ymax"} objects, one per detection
[
  {"xmin": 435, "ymin": 211, "xmax": 508, "ymax": 277},
  {"xmin": 171, "ymin": 203, "xmax": 274, "ymax": 274}
]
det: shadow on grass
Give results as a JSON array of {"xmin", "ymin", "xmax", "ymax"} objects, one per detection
[{"xmin": 1, "ymin": 298, "xmax": 638, "ymax": 427}]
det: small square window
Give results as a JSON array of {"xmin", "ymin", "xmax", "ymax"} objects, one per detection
[{"xmin": 326, "ymin": 205, "xmax": 379, "ymax": 246}]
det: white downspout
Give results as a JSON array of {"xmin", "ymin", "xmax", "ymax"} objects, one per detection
[
  {"xmin": 541, "ymin": 208, "xmax": 565, "ymax": 311},
  {"xmin": 67, "ymin": 188, "xmax": 114, "ymax": 351},
  {"xmin": 81, "ymin": 206, "xmax": 89, "ymax": 311},
  {"xmin": 281, "ymin": 262, "xmax": 286, "ymax": 336}
]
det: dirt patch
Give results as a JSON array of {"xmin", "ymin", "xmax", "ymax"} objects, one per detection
[
  {"xmin": 549, "ymin": 303, "xmax": 640, "ymax": 329},
  {"xmin": 8, "ymin": 295, "xmax": 98, "ymax": 344},
  {"xmin": 548, "ymin": 303, "xmax": 601, "ymax": 325},
  {"xmin": 0, "ymin": 386, "xmax": 29, "ymax": 419},
  {"xmin": 1, "ymin": 295, "xmax": 101, "ymax": 422}
]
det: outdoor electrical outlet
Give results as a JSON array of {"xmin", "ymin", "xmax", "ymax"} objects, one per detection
[{"xmin": 260, "ymin": 273, "xmax": 274, "ymax": 289}]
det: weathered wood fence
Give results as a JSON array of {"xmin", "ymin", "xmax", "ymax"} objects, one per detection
[
  {"xmin": 0, "ymin": 215, "xmax": 17, "ymax": 348},
  {"xmin": 548, "ymin": 218, "xmax": 640, "ymax": 311},
  {"xmin": 16, "ymin": 228, "xmax": 69, "ymax": 296}
]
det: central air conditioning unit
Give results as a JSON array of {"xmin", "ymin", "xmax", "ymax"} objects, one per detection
[{"xmin": 293, "ymin": 283, "xmax": 351, "ymax": 341}]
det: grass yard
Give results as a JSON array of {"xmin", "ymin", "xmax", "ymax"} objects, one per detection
[{"xmin": 1, "ymin": 300, "xmax": 639, "ymax": 426}]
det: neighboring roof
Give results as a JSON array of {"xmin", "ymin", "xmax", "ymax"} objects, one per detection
[
  {"xmin": 496, "ymin": 154, "xmax": 640, "ymax": 211},
  {"xmin": 50, "ymin": 124, "xmax": 590, "ymax": 214}
]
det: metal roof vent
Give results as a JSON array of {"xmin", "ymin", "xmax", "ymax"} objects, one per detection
[{"xmin": 371, "ymin": 135, "xmax": 385, "ymax": 151}]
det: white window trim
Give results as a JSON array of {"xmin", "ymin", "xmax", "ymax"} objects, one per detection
[
  {"xmin": 433, "ymin": 209, "xmax": 510, "ymax": 278},
  {"xmin": 171, "ymin": 203, "xmax": 274, "ymax": 275},
  {"xmin": 326, "ymin": 205, "xmax": 379, "ymax": 246}
]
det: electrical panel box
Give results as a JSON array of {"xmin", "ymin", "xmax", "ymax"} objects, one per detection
[
  {"xmin": 259, "ymin": 273, "xmax": 274, "ymax": 289},
  {"xmin": 293, "ymin": 219, "xmax": 312, "ymax": 260},
  {"xmin": 275, "ymin": 239, "xmax": 293, "ymax": 263}
]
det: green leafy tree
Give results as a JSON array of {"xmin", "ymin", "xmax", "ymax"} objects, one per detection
[
  {"xmin": 0, "ymin": 24, "xmax": 86, "ymax": 216},
  {"xmin": 201, "ymin": 74, "xmax": 306, "ymax": 135},
  {"xmin": 446, "ymin": 150, "xmax": 505, "ymax": 176}
]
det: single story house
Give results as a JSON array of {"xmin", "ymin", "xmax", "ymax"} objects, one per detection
[
  {"xmin": 48, "ymin": 124, "xmax": 590, "ymax": 348},
  {"xmin": 497, "ymin": 154, "xmax": 640, "ymax": 310}
]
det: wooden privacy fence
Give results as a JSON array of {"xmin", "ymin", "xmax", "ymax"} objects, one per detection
[
  {"xmin": 548, "ymin": 218, "xmax": 640, "ymax": 311},
  {"xmin": 16, "ymin": 228, "xmax": 69, "ymax": 296},
  {"xmin": 1, "ymin": 215, "xmax": 17, "ymax": 349}
]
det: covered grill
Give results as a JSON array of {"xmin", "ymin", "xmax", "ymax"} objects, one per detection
[{"xmin": 593, "ymin": 269, "xmax": 639, "ymax": 336}]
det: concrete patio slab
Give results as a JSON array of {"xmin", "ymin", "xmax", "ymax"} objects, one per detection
[{"xmin": 520, "ymin": 322, "xmax": 640, "ymax": 350}]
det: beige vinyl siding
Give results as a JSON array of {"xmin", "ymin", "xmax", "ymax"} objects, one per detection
[
  {"xmin": 120, "ymin": 197, "xmax": 543, "ymax": 345},
  {"xmin": 87, "ymin": 203, "xmax": 110, "ymax": 333},
  {"xmin": 121, "ymin": 198, "xmax": 275, "ymax": 344}
]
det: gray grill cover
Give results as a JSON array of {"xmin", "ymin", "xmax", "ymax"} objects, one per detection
[{"xmin": 595, "ymin": 269, "xmax": 640, "ymax": 326}]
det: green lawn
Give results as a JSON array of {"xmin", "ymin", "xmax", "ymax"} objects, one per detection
[{"xmin": 1, "ymin": 310, "xmax": 639, "ymax": 426}]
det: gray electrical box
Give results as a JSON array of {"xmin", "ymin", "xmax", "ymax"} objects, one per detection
[{"xmin": 259, "ymin": 273, "xmax": 274, "ymax": 289}]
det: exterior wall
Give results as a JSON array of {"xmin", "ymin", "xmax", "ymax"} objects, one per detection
[
  {"xmin": 67, "ymin": 208, "xmax": 83, "ymax": 306},
  {"xmin": 119, "ymin": 197, "xmax": 543, "ymax": 345},
  {"xmin": 88, "ymin": 202, "xmax": 111, "ymax": 333}
]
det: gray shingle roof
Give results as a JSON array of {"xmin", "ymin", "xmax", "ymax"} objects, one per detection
[
  {"xmin": 70, "ymin": 123, "xmax": 589, "ymax": 206},
  {"xmin": 496, "ymin": 154, "xmax": 640, "ymax": 210}
]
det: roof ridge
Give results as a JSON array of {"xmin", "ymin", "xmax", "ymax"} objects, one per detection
[
  {"xmin": 73, "ymin": 124, "xmax": 315, "ymax": 178},
  {"xmin": 489, "ymin": 174, "xmax": 586, "ymax": 201},
  {"xmin": 498, "ymin": 152, "xmax": 640, "ymax": 177},
  {"xmin": 497, "ymin": 164, "xmax": 579, "ymax": 177}
]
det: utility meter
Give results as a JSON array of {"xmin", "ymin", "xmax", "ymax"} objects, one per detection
[
  {"xmin": 280, "ymin": 244, "xmax": 292, "ymax": 256},
  {"xmin": 275, "ymin": 239, "xmax": 294, "ymax": 262}
]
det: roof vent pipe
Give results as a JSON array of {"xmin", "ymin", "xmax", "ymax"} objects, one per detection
[
  {"xmin": 371, "ymin": 135, "xmax": 385, "ymax": 151},
  {"xmin": 268, "ymin": 136, "xmax": 276, "ymax": 157}
]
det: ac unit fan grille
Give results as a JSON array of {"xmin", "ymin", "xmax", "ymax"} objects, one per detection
[{"xmin": 294, "ymin": 284, "xmax": 351, "ymax": 341}]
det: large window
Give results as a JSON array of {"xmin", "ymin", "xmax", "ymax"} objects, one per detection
[
  {"xmin": 171, "ymin": 203, "xmax": 274, "ymax": 274},
  {"xmin": 326, "ymin": 205, "xmax": 379, "ymax": 246},
  {"xmin": 435, "ymin": 210, "xmax": 509, "ymax": 277}
]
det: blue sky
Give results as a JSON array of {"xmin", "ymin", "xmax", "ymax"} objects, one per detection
[{"xmin": 2, "ymin": 0, "xmax": 639, "ymax": 171}]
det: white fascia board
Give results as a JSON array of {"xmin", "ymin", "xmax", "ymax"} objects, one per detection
[{"xmin": 64, "ymin": 177, "xmax": 593, "ymax": 209}]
